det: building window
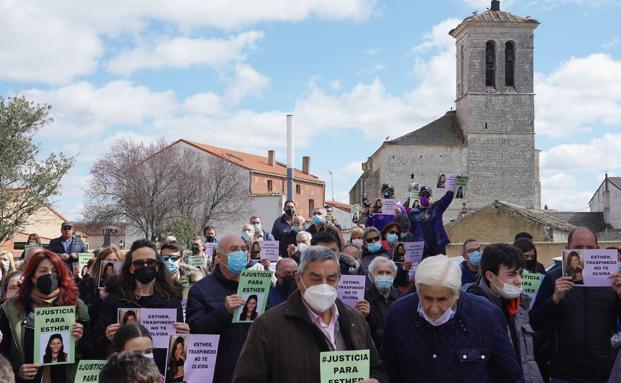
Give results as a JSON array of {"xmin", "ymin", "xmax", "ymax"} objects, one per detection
[
  {"xmin": 296, "ymin": 184, "xmax": 301, "ymax": 194},
  {"xmin": 309, "ymin": 199, "xmax": 315, "ymax": 214},
  {"xmin": 485, "ymin": 40, "xmax": 496, "ymax": 87},
  {"xmin": 505, "ymin": 41, "xmax": 515, "ymax": 87},
  {"xmin": 267, "ymin": 180, "xmax": 273, "ymax": 191}
]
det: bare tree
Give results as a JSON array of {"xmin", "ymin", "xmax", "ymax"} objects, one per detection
[{"xmin": 84, "ymin": 138, "xmax": 249, "ymax": 240}]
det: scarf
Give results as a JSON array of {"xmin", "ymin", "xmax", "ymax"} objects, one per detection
[
  {"xmin": 506, "ymin": 297, "xmax": 520, "ymax": 318},
  {"xmin": 30, "ymin": 288, "xmax": 60, "ymax": 307}
]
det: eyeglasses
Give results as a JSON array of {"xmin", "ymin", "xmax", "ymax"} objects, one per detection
[
  {"xmin": 387, "ymin": 230, "xmax": 398, "ymax": 235},
  {"xmin": 312, "ymin": 212, "xmax": 323, "ymax": 216},
  {"xmin": 162, "ymin": 255, "xmax": 181, "ymax": 262},
  {"xmin": 366, "ymin": 236, "xmax": 381, "ymax": 243},
  {"xmin": 132, "ymin": 259, "xmax": 157, "ymax": 268}
]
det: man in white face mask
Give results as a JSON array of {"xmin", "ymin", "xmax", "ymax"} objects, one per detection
[
  {"xmin": 381, "ymin": 255, "xmax": 522, "ymax": 383},
  {"xmin": 463, "ymin": 244, "xmax": 543, "ymax": 383},
  {"xmin": 233, "ymin": 246, "xmax": 388, "ymax": 383}
]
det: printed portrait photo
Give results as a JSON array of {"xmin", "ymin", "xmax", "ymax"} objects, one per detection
[
  {"xmin": 39, "ymin": 331, "xmax": 71, "ymax": 365},
  {"xmin": 563, "ymin": 250, "xmax": 584, "ymax": 284},
  {"xmin": 165, "ymin": 335, "xmax": 188, "ymax": 383}
]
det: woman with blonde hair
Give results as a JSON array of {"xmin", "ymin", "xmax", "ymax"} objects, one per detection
[{"xmin": 0, "ymin": 251, "xmax": 17, "ymax": 281}]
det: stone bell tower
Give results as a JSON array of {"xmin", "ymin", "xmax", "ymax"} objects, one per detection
[{"xmin": 450, "ymin": 0, "xmax": 541, "ymax": 210}]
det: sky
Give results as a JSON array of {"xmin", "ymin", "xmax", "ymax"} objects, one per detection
[{"xmin": 1, "ymin": 0, "xmax": 620, "ymax": 220}]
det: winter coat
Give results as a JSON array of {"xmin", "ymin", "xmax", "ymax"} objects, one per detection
[
  {"xmin": 464, "ymin": 279, "xmax": 543, "ymax": 383},
  {"xmin": 365, "ymin": 283, "xmax": 401, "ymax": 351},
  {"xmin": 365, "ymin": 204, "xmax": 408, "ymax": 233},
  {"xmin": 530, "ymin": 267, "xmax": 620, "ymax": 381},
  {"xmin": 307, "ymin": 222, "xmax": 344, "ymax": 250},
  {"xmin": 408, "ymin": 190, "xmax": 454, "ymax": 257},
  {"xmin": 271, "ymin": 214, "xmax": 292, "ymax": 241},
  {"xmin": 381, "ymin": 291, "xmax": 523, "ymax": 383},
  {"xmin": 48, "ymin": 235, "xmax": 86, "ymax": 269},
  {"xmin": 186, "ymin": 265, "xmax": 251, "ymax": 383},
  {"xmin": 231, "ymin": 290, "xmax": 389, "ymax": 383}
]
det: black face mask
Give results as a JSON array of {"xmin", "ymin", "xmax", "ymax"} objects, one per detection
[
  {"xmin": 205, "ymin": 236, "xmax": 215, "ymax": 243},
  {"xmin": 525, "ymin": 260, "xmax": 536, "ymax": 270},
  {"xmin": 280, "ymin": 275, "xmax": 295, "ymax": 292},
  {"xmin": 134, "ymin": 267, "xmax": 157, "ymax": 284},
  {"xmin": 191, "ymin": 244, "xmax": 201, "ymax": 255},
  {"xmin": 285, "ymin": 208, "xmax": 295, "ymax": 217},
  {"xmin": 36, "ymin": 274, "xmax": 59, "ymax": 295}
]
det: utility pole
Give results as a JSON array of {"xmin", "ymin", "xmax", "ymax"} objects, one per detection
[{"xmin": 327, "ymin": 170, "xmax": 334, "ymax": 201}]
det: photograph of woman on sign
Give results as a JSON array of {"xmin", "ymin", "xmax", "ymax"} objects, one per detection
[
  {"xmin": 564, "ymin": 251, "xmax": 584, "ymax": 284},
  {"xmin": 250, "ymin": 241, "xmax": 262, "ymax": 260},
  {"xmin": 456, "ymin": 186, "xmax": 465, "ymax": 199},
  {"xmin": 239, "ymin": 294, "xmax": 259, "ymax": 321},
  {"xmin": 43, "ymin": 334, "xmax": 68, "ymax": 363},
  {"xmin": 393, "ymin": 243, "xmax": 406, "ymax": 263},
  {"xmin": 372, "ymin": 199, "xmax": 383, "ymax": 214},
  {"xmin": 166, "ymin": 335, "xmax": 187, "ymax": 383},
  {"xmin": 437, "ymin": 174, "xmax": 446, "ymax": 188},
  {"xmin": 120, "ymin": 309, "xmax": 139, "ymax": 325}
]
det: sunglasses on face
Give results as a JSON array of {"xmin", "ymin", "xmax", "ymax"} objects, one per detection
[
  {"xmin": 387, "ymin": 230, "xmax": 398, "ymax": 235},
  {"xmin": 162, "ymin": 255, "xmax": 181, "ymax": 262},
  {"xmin": 366, "ymin": 236, "xmax": 381, "ymax": 243},
  {"xmin": 132, "ymin": 259, "xmax": 157, "ymax": 268}
]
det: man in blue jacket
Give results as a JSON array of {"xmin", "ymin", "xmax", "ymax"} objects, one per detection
[
  {"xmin": 186, "ymin": 234, "xmax": 252, "ymax": 383},
  {"xmin": 381, "ymin": 255, "xmax": 523, "ymax": 382},
  {"xmin": 48, "ymin": 222, "xmax": 86, "ymax": 271}
]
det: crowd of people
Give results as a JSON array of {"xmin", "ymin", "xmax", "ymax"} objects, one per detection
[{"xmin": 0, "ymin": 184, "xmax": 620, "ymax": 383}]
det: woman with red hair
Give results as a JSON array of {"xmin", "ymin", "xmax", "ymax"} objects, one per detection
[{"xmin": 0, "ymin": 249, "xmax": 89, "ymax": 383}]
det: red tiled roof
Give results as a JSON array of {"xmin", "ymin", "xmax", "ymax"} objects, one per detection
[{"xmin": 177, "ymin": 139, "xmax": 323, "ymax": 184}]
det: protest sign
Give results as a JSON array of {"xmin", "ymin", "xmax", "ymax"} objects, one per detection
[
  {"xmin": 98, "ymin": 260, "xmax": 123, "ymax": 288},
  {"xmin": 381, "ymin": 199, "xmax": 397, "ymax": 215},
  {"xmin": 320, "ymin": 349, "xmax": 370, "ymax": 383},
  {"xmin": 351, "ymin": 204, "xmax": 360, "ymax": 223},
  {"xmin": 78, "ymin": 253, "xmax": 92, "ymax": 277},
  {"xmin": 74, "ymin": 360, "xmax": 106, "ymax": 383},
  {"xmin": 521, "ymin": 272, "xmax": 544, "ymax": 307},
  {"xmin": 117, "ymin": 308, "xmax": 176, "ymax": 348},
  {"xmin": 444, "ymin": 174, "xmax": 457, "ymax": 191},
  {"xmin": 259, "ymin": 240, "xmax": 280, "ymax": 262},
  {"xmin": 187, "ymin": 255, "xmax": 206, "ymax": 268},
  {"xmin": 34, "ymin": 306, "xmax": 75, "ymax": 365},
  {"xmin": 562, "ymin": 249, "xmax": 618, "ymax": 286},
  {"xmin": 23, "ymin": 244, "xmax": 38, "ymax": 258},
  {"xmin": 455, "ymin": 176, "xmax": 469, "ymax": 199},
  {"xmin": 337, "ymin": 275, "xmax": 366, "ymax": 307},
  {"xmin": 165, "ymin": 334, "xmax": 220, "ymax": 383},
  {"xmin": 233, "ymin": 269, "xmax": 272, "ymax": 323}
]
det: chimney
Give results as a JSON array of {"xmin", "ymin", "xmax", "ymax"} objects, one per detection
[
  {"xmin": 267, "ymin": 150, "xmax": 275, "ymax": 166},
  {"xmin": 302, "ymin": 156, "xmax": 310, "ymax": 174},
  {"xmin": 491, "ymin": 0, "xmax": 500, "ymax": 11}
]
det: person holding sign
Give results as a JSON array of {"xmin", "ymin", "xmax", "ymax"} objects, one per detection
[
  {"xmin": 96, "ymin": 239, "xmax": 187, "ymax": 372},
  {"xmin": 365, "ymin": 184, "xmax": 407, "ymax": 233},
  {"xmin": 0, "ymin": 248, "xmax": 88, "ymax": 382},
  {"xmin": 232, "ymin": 246, "xmax": 388, "ymax": 383},
  {"xmin": 407, "ymin": 184, "xmax": 454, "ymax": 258},
  {"xmin": 166, "ymin": 336, "xmax": 186, "ymax": 383},
  {"xmin": 381, "ymin": 255, "xmax": 522, "ymax": 382},
  {"xmin": 530, "ymin": 227, "xmax": 621, "ymax": 382},
  {"xmin": 463, "ymin": 244, "xmax": 543, "ymax": 382},
  {"xmin": 186, "ymin": 234, "xmax": 253, "ymax": 383},
  {"xmin": 365, "ymin": 257, "xmax": 401, "ymax": 351},
  {"xmin": 307, "ymin": 207, "xmax": 345, "ymax": 250}
]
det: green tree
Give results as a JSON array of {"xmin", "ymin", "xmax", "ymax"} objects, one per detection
[
  {"xmin": 0, "ymin": 96, "xmax": 74, "ymax": 244},
  {"xmin": 165, "ymin": 217, "xmax": 199, "ymax": 249}
]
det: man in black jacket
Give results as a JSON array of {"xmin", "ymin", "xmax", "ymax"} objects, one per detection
[
  {"xmin": 48, "ymin": 222, "xmax": 86, "ymax": 271},
  {"xmin": 530, "ymin": 226, "xmax": 621, "ymax": 382}
]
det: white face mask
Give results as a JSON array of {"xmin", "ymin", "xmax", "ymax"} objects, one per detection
[
  {"xmin": 417, "ymin": 298, "xmax": 457, "ymax": 327},
  {"xmin": 493, "ymin": 275, "xmax": 523, "ymax": 299},
  {"xmin": 1, "ymin": 260, "xmax": 9, "ymax": 271},
  {"xmin": 241, "ymin": 231, "xmax": 253, "ymax": 241},
  {"xmin": 143, "ymin": 352, "xmax": 155, "ymax": 362},
  {"xmin": 302, "ymin": 281, "xmax": 338, "ymax": 313},
  {"xmin": 253, "ymin": 223, "xmax": 262, "ymax": 233},
  {"xmin": 298, "ymin": 243, "xmax": 309, "ymax": 252}
]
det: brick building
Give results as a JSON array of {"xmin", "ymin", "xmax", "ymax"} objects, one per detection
[
  {"xmin": 350, "ymin": 0, "xmax": 541, "ymax": 221},
  {"xmin": 167, "ymin": 139, "xmax": 325, "ymax": 235}
]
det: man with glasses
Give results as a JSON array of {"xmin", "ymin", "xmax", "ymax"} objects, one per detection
[
  {"xmin": 249, "ymin": 216, "xmax": 275, "ymax": 241},
  {"xmin": 307, "ymin": 207, "xmax": 344, "ymax": 250},
  {"xmin": 48, "ymin": 222, "xmax": 86, "ymax": 272},
  {"xmin": 460, "ymin": 239, "xmax": 482, "ymax": 286}
]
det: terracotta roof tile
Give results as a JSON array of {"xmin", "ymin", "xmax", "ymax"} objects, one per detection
[{"xmin": 178, "ymin": 139, "xmax": 323, "ymax": 184}]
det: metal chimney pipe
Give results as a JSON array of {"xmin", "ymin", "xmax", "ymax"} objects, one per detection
[{"xmin": 286, "ymin": 114, "xmax": 294, "ymax": 202}]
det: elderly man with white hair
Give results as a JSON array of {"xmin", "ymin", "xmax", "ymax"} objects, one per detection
[
  {"xmin": 381, "ymin": 255, "xmax": 522, "ymax": 383},
  {"xmin": 233, "ymin": 246, "xmax": 388, "ymax": 383},
  {"xmin": 364, "ymin": 256, "xmax": 401, "ymax": 350},
  {"xmin": 279, "ymin": 215, "xmax": 306, "ymax": 258}
]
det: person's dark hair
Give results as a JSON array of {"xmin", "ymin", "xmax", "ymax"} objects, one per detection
[
  {"xmin": 0, "ymin": 271, "xmax": 22, "ymax": 303},
  {"xmin": 514, "ymin": 232, "xmax": 533, "ymax": 241},
  {"xmin": 513, "ymin": 238, "xmax": 538, "ymax": 264},
  {"xmin": 16, "ymin": 249, "xmax": 79, "ymax": 310},
  {"xmin": 160, "ymin": 241, "xmax": 182, "ymax": 254},
  {"xmin": 310, "ymin": 232, "xmax": 338, "ymax": 246},
  {"xmin": 111, "ymin": 323, "xmax": 152, "ymax": 354},
  {"xmin": 169, "ymin": 336, "xmax": 185, "ymax": 362},
  {"xmin": 100, "ymin": 352, "xmax": 160, "ymax": 383},
  {"xmin": 284, "ymin": 200, "xmax": 295, "ymax": 208},
  {"xmin": 393, "ymin": 214, "xmax": 410, "ymax": 232},
  {"xmin": 239, "ymin": 294, "xmax": 258, "ymax": 321},
  {"xmin": 566, "ymin": 251, "xmax": 581, "ymax": 268},
  {"xmin": 91, "ymin": 247, "xmax": 123, "ymax": 286},
  {"xmin": 395, "ymin": 243, "xmax": 406, "ymax": 253},
  {"xmin": 244, "ymin": 294, "xmax": 257, "ymax": 312},
  {"xmin": 27, "ymin": 233, "xmax": 41, "ymax": 245},
  {"xmin": 44, "ymin": 334, "xmax": 67, "ymax": 363},
  {"xmin": 567, "ymin": 227, "xmax": 598, "ymax": 247},
  {"xmin": 117, "ymin": 239, "xmax": 182, "ymax": 303},
  {"xmin": 122, "ymin": 310, "xmax": 138, "ymax": 324},
  {"xmin": 381, "ymin": 223, "xmax": 402, "ymax": 239},
  {"xmin": 480, "ymin": 243, "xmax": 525, "ymax": 277},
  {"xmin": 462, "ymin": 239, "xmax": 478, "ymax": 253},
  {"xmin": 202, "ymin": 225, "xmax": 216, "ymax": 235},
  {"xmin": 0, "ymin": 354, "xmax": 14, "ymax": 383}
]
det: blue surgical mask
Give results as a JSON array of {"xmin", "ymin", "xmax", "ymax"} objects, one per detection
[
  {"xmin": 386, "ymin": 233, "xmax": 398, "ymax": 245},
  {"xmin": 164, "ymin": 258, "xmax": 180, "ymax": 273},
  {"xmin": 367, "ymin": 242, "xmax": 382, "ymax": 253},
  {"xmin": 241, "ymin": 231, "xmax": 252, "ymax": 241},
  {"xmin": 374, "ymin": 275, "xmax": 394, "ymax": 291},
  {"xmin": 226, "ymin": 251, "xmax": 247, "ymax": 275},
  {"xmin": 312, "ymin": 215, "xmax": 324, "ymax": 225},
  {"xmin": 291, "ymin": 225, "xmax": 301, "ymax": 232},
  {"xmin": 468, "ymin": 250, "xmax": 482, "ymax": 266}
]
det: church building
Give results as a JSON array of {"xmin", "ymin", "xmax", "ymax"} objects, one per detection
[{"xmin": 350, "ymin": 0, "xmax": 541, "ymax": 221}]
